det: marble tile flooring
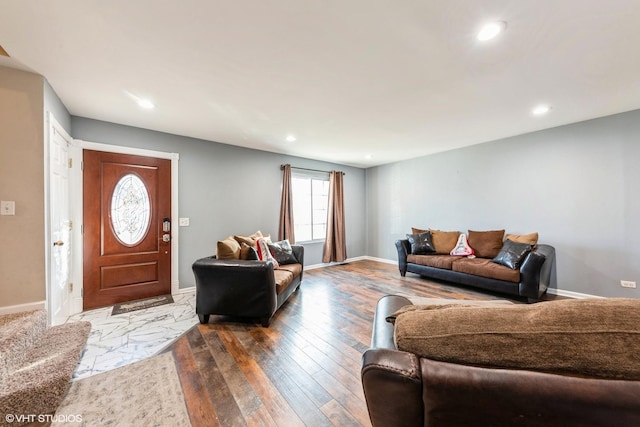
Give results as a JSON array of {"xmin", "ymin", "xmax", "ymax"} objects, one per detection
[{"xmin": 66, "ymin": 290, "xmax": 198, "ymax": 380}]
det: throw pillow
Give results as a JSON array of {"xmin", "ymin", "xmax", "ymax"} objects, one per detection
[
  {"xmin": 492, "ymin": 240, "xmax": 533, "ymax": 270},
  {"xmin": 429, "ymin": 229, "xmax": 460, "ymax": 254},
  {"xmin": 256, "ymin": 237, "xmax": 279, "ymax": 268},
  {"xmin": 217, "ymin": 236, "xmax": 241, "ymax": 260},
  {"xmin": 506, "ymin": 232, "xmax": 539, "ymax": 246},
  {"xmin": 268, "ymin": 239, "xmax": 298, "ymax": 265},
  {"xmin": 467, "ymin": 229, "xmax": 505, "ymax": 258},
  {"xmin": 239, "ymin": 242, "xmax": 259, "ymax": 260},
  {"xmin": 233, "ymin": 230, "xmax": 264, "ymax": 248},
  {"xmin": 406, "ymin": 232, "xmax": 435, "ymax": 255},
  {"xmin": 450, "ymin": 233, "xmax": 474, "ymax": 256},
  {"xmin": 393, "ymin": 298, "xmax": 640, "ymax": 380}
]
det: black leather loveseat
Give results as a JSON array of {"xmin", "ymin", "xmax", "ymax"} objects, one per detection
[{"xmin": 192, "ymin": 245, "xmax": 304, "ymax": 327}]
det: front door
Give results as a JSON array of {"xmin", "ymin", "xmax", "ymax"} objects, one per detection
[{"xmin": 83, "ymin": 150, "xmax": 171, "ymax": 309}]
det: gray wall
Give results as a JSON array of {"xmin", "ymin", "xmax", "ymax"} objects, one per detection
[
  {"xmin": 44, "ymin": 79, "xmax": 71, "ymax": 133},
  {"xmin": 366, "ymin": 109, "xmax": 640, "ymax": 298},
  {"xmin": 71, "ymin": 117, "xmax": 367, "ymax": 289}
]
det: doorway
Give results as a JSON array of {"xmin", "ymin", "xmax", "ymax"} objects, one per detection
[{"xmin": 82, "ymin": 150, "xmax": 172, "ymax": 309}]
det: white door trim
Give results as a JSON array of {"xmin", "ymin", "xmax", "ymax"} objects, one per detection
[
  {"xmin": 45, "ymin": 113, "xmax": 74, "ymax": 324},
  {"xmin": 71, "ymin": 140, "xmax": 180, "ymax": 314}
]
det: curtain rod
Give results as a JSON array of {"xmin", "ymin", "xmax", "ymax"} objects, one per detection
[{"xmin": 280, "ymin": 164, "xmax": 345, "ymax": 175}]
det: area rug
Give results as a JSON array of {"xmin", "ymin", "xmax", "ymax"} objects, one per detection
[
  {"xmin": 111, "ymin": 294, "xmax": 174, "ymax": 315},
  {"xmin": 53, "ymin": 352, "xmax": 190, "ymax": 426}
]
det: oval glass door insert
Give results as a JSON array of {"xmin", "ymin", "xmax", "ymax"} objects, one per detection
[{"xmin": 110, "ymin": 174, "xmax": 151, "ymax": 245}]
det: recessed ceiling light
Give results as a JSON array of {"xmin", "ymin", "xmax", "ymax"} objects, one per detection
[
  {"xmin": 532, "ymin": 105, "xmax": 551, "ymax": 116},
  {"xmin": 286, "ymin": 135, "xmax": 297, "ymax": 142},
  {"xmin": 477, "ymin": 21, "xmax": 507, "ymax": 41}
]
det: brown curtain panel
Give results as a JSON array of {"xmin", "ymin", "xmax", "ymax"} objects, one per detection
[
  {"xmin": 323, "ymin": 171, "xmax": 347, "ymax": 263},
  {"xmin": 278, "ymin": 164, "xmax": 295, "ymax": 243}
]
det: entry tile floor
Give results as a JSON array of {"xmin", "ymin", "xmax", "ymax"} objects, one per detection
[{"xmin": 66, "ymin": 290, "xmax": 198, "ymax": 380}]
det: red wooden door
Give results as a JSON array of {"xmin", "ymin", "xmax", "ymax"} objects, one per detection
[{"xmin": 83, "ymin": 150, "xmax": 171, "ymax": 309}]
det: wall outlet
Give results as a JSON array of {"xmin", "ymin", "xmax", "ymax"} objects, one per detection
[
  {"xmin": 620, "ymin": 280, "xmax": 637, "ymax": 289},
  {"xmin": 179, "ymin": 218, "xmax": 190, "ymax": 227}
]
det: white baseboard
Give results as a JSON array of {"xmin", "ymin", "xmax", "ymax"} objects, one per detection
[
  {"xmin": 172, "ymin": 286, "xmax": 195, "ymax": 295},
  {"xmin": 0, "ymin": 300, "xmax": 46, "ymax": 315},
  {"xmin": 546, "ymin": 288, "xmax": 603, "ymax": 299}
]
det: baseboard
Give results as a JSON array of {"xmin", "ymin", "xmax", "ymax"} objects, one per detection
[
  {"xmin": 0, "ymin": 300, "xmax": 46, "ymax": 315},
  {"xmin": 172, "ymin": 286, "xmax": 196, "ymax": 295},
  {"xmin": 546, "ymin": 288, "xmax": 604, "ymax": 299}
]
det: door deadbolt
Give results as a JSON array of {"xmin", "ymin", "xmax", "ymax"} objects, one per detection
[{"xmin": 53, "ymin": 240, "xmax": 64, "ymax": 246}]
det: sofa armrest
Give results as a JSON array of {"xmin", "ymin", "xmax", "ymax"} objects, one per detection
[
  {"xmin": 372, "ymin": 295, "xmax": 412, "ymax": 349},
  {"xmin": 192, "ymin": 257, "xmax": 277, "ymax": 320},
  {"xmin": 519, "ymin": 244, "xmax": 556, "ymax": 300},
  {"xmin": 291, "ymin": 245, "xmax": 304, "ymax": 266},
  {"xmin": 362, "ymin": 348, "xmax": 424, "ymax": 427},
  {"xmin": 395, "ymin": 239, "xmax": 410, "ymax": 277}
]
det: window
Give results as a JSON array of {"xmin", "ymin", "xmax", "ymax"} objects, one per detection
[{"xmin": 292, "ymin": 171, "xmax": 329, "ymax": 242}]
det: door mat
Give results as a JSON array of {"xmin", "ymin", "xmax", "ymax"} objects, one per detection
[{"xmin": 111, "ymin": 294, "xmax": 174, "ymax": 315}]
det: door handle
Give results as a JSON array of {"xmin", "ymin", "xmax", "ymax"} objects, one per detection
[{"xmin": 53, "ymin": 240, "xmax": 65, "ymax": 247}]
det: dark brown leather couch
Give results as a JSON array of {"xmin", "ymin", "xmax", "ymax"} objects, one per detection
[
  {"xmin": 192, "ymin": 245, "xmax": 303, "ymax": 327},
  {"xmin": 361, "ymin": 295, "xmax": 640, "ymax": 427}
]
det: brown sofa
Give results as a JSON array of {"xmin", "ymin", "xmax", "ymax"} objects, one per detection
[
  {"xmin": 396, "ymin": 229, "xmax": 556, "ymax": 302},
  {"xmin": 361, "ymin": 295, "xmax": 640, "ymax": 427}
]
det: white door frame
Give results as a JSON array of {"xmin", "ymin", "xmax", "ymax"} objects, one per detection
[
  {"xmin": 68, "ymin": 140, "xmax": 180, "ymax": 316},
  {"xmin": 45, "ymin": 113, "xmax": 73, "ymax": 325}
]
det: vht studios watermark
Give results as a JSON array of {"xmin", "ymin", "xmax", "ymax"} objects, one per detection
[{"xmin": 5, "ymin": 413, "xmax": 83, "ymax": 423}]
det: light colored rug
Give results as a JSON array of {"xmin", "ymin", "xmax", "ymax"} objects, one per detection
[{"xmin": 53, "ymin": 352, "xmax": 191, "ymax": 426}]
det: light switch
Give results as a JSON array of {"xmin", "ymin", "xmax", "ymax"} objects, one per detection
[
  {"xmin": 179, "ymin": 218, "xmax": 190, "ymax": 226},
  {"xmin": 1, "ymin": 200, "xmax": 15, "ymax": 216}
]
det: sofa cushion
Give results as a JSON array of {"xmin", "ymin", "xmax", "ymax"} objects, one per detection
[
  {"xmin": 407, "ymin": 254, "xmax": 457, "ymax": 270},
  {"xmin": 506, "ymin": 232, "xmax": 538, "ymax": 246},
  {"xmin": 273, "ymin": 269, "xmax": 294, "ymax": 294},
  {"xmin": 217, "ymin": 236, "xmax": 241, "ymax": 260},
  {"xmin": 452, "ymin": 257, "xmax": 520, "ymax": 282},
  {"xmin": 406, "ymin": 232, "xmax": 435, "ymax": 255},
  {"xmin": 277, "ymin": 263, "xmax": 302, "ymax": 277},
  {"xmin": 467, "ymin": 229, "xmax": 505, "ymax": 258},
  {"xmin": 429, "ymin": 229, "xmax": 460, "ymax": 254},
  {"xmin": 268, "ymin": 239, "xmax": 298, "ymax": 265},
  {"xmin": 411, "ymin": 227, "xmax": 428, "ymax": 234},
  {"xmin": 492, "ymin": 240, "xmax": 532, "ymax": 270},
  {"xmin": 393, "ymin": 298, "xmax": 640, "ymax": 380}
]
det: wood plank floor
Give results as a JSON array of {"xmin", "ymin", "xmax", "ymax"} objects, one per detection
[{"xmin": 163, "ymin": 260, "xmax": 560, "ymax": 427}]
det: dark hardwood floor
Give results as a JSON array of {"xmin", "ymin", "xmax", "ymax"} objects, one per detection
[{"xmin": 163, "ymin": 260, "xmax": 558, "ymax": 427}]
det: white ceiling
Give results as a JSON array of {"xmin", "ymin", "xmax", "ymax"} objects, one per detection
[{"xmin": 1, "ymin": 1, "xmax": 639, "ymax": 168}]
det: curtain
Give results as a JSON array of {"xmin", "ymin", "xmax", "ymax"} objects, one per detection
[
  {"xmin": 323, "ymin": 171, "xmax": 347, "ymax": 263},
  {"xmin": 278, "ymin": 164, "xmax": 295, "ymax": 243}
]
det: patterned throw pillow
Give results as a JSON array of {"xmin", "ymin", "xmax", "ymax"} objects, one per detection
[
  {"xmin": 492, "ymin": 239, "xmax": 533, "ymax": 269},
  {"xmin": 450, "ymin": 233, "xmax": 474, "ymax": 256},
  {"xmin": 268, "ymin": 239, "xmax": 298, "ymax": 265},
  {"xmin": 256, "ymin": 237, "xmax": 279, "ymax": 268},
  {"xmin": 406, "ymin": 232, "xmax": 436, "ymax": 255}
]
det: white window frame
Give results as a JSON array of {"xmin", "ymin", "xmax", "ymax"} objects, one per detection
[{"xmin": 291, "ymin": 170, "xmax": 330, "ymax": 243}]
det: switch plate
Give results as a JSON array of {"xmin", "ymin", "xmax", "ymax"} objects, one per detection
[
  {"xmin": 1, "ymin": 200, "xmax": 15, "ymax": 216},
  {"xmin": 179, "ymin": 218, "xmax": 190, "ymax": 227},
  {"xmin": 620, "ymin": 280, "xmax": 637, "ymax": 289}
]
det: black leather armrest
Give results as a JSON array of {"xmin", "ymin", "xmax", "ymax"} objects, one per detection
[
  {"xmin": 395, "ymin": 239, "xmax": 410, "ymax": 276},
  {"xmin": 362, "ymin": 348, "xmax": 424, "ymax": 427},
  {"xmin": 291, "ymin": 245, "xmax": 304, "ymax": 266},
  {"xmin": 519, "ymin": 244, "xmax": 555, "ymax": 300}
]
